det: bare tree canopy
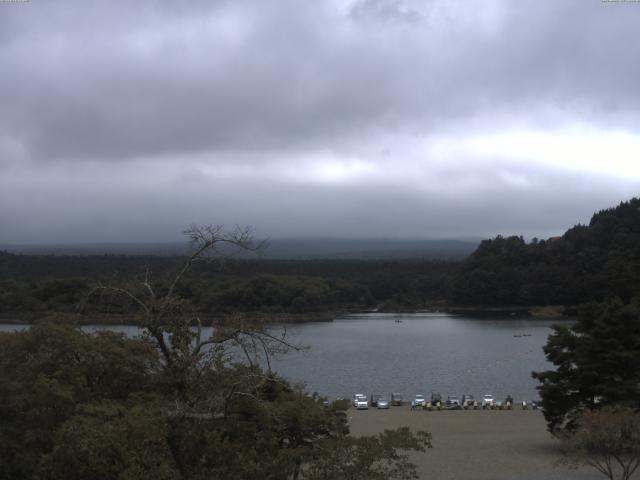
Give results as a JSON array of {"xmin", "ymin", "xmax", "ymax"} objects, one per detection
[{"xmin": 559, "ymin": 405, "xmax": 640, "ymax": 480}]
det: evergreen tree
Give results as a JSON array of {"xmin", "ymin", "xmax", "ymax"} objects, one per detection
[{"xmin": 533, "ymin": 297, "xmax": 640, "ymax": 432}]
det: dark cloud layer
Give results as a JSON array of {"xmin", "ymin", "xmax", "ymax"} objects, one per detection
[{"xmin": 1, "ymin": 0, "xmax": 639, "ymax": 242}]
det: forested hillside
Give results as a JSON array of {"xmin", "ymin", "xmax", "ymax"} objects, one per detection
[
  {"xmin": 451, "ymin": 198, "xmax": 640, "ymax": 306},
  {"xmin": 2, "ymin": 198, "xmax": 640, "ymax": 320},
  {"xmin": 0, "ymin": 254, "xmax": 454, "ymax": 320}
]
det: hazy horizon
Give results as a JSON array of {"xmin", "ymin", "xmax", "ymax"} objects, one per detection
[{"xmin": 0, "ymin": 236, "xmax": 483, "ymax": 260}]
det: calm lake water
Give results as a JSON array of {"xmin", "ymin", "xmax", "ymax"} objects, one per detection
[{"xmin": 0, "ymin": 313, "xmax": 570, "ymax": 402}]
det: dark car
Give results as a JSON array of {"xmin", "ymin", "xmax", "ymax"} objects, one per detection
[
  {"xmin": 504, "ymin": 395, "xmax": 514, "ymax": 409},
  {"xmin": 391, "ymin": 393, "xmax": 403, "ymax": 406},
  {"xmin": 430, "ymin": 392, "xmax": 443, "ymax": 406}
]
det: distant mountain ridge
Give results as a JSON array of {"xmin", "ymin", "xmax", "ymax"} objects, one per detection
[
  {"xmin": 1, "ymin": 238, "xmax": 479, "ymax": 260},
  {"xmin": 261, "ymin": 238, "xmax": 479, "ymax": 260}
]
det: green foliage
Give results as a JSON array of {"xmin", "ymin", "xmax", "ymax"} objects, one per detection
[
  {"xmin": 44, "ymin": 399, "xmax": 177, "ymax": 480},
  {"xmin": 532, "ymin": 297, "xmax": 640, "ymax": 432},
  {"xmin": 452, "ymin": 198, "xmax": 640, "ymax": 306},
  {"xmin": 0, "ymin": 256, "xmax": 455, "ymax": 318},
  {"xmin": 0, "ymin": 319, "xmax": 431, "ymax": 479},
  {"xmin": 0, "ymin": 227, "xmax": 437, "ymax": 479},
  {"xmin": 0, "ymin": 321, "xmax": 158, "ymax": 479},
  {"xmin": 303, "ymin": 427, "xmax": 432, "ymax": 480},
  {"xmin": 202, "ymin": 275, "xmax": 374, "ymax": 313}
]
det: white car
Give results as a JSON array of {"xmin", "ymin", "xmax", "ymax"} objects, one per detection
[
  {"xmin": 412, "ymin": 394, "xmax": 426, "ymax": 409},
  {"xmin": 481, "ymin": 394, "xmax": 495, "ymax": 409},
  {"xmin": 353, "ymin": 394, "xmax": 369, "ymax": 409}
]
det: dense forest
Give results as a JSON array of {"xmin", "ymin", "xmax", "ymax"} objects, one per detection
[
  {"xmin": 2, "ymin": 197, "xmax": 640, "ymax": 321},
  {"xmin": 451, "ymin": 198, "xmax": 640, "ymax": 306},
  {"xmin": 0, "ymin": 254, "xmax": 454, "ymax": 320}
]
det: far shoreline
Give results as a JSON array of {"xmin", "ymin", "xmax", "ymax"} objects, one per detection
[{"xmin": 0, "ymin": 305, "xmax": 575, "ymax": 326}]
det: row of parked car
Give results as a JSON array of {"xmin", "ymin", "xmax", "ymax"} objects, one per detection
[
  {"xmin": 352, "ymin": 393, "xmax": 541, "ymax": 410},
  {"xmin": 352, "ymin": 393, "xmax": 404, "ymax": 409}
]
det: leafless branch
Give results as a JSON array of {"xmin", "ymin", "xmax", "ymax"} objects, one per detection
[
  {"xmin": 92, "ymin": 284, "xmax": 150, "ymax": 315},
  {"xmin": 165, "ymin": 224, "xmax": 262, "ymax": 303},
  {"xmin": 143, "ymin": 265, "xmax": 156, "ymax": 301}
]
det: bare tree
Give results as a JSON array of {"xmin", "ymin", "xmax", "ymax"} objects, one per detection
[
  {"xmin": 558, "ymin": 405, "xmax": 640, "ymax": 480},
  {"xmin": 88, "ymin": 225, "xmax": 311, "ymax": 476},
  {"xmin": 72, "ymin": 225, "xmax": 433, "ymax": 480},
  {"xmin": 91, "ymin": 224, "xmax": 297, "ymax": 398}
]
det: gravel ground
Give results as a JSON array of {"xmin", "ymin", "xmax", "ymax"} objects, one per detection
[{"xmin": 348, "ymin": 407, "xmax": 603, "ymax": 480}]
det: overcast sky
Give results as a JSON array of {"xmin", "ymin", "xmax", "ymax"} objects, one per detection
[{"xmin": 1, "ymin": 0, "xmax": 640, "ymax": 243}]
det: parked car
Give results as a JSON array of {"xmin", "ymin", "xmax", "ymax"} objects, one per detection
[
  {"xmin": 391, "ymin": 393, "xmax": 403, "ymax": 406},
  {"xmin": 377, "ymin": 396, "xmax": 390, "ymax": 409},
  {"xmin": 370, "ymin": 394, "xmax": 383, "ymax": 407},
  {"xmin": 412, "ymin": 394, "xmax": 426, "ymax": 409},
  {"xmin": 430, "ymin": 392, "xmax": 443, "ymax": 406},
  {"xmin": 446, "ymin": 395, "xmax": 462, "ymax": 409},
  {"xmin": 461, "ymin": 394, "xmax": 475, "ymax": 409},
  {"xmin": 481, "ymin": 394, "xmax": 495, "ymax": 409},
  {"xmin": 353, "ymin": 394, "xmax": 369, "ymax": 410},
  {"xmin": 503, "ymin": 395, "xmax": 514, "ymax": 409}
]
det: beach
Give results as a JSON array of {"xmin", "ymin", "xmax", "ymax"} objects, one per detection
[{"xmin": 349, "ymin": 407, "xmax": 602, "ymax": 480}]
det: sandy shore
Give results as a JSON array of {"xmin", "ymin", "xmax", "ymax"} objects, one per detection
[{"xmin": 348, "ymin": 407, "xmax": 601, "ymax": 480}]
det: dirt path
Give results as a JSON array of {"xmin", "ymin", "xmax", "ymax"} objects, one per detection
[{"xmin": 348, "ymin": 407, "xmax": 603, "ymax": 480}]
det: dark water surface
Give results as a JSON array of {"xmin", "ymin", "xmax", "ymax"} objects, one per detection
[
  {"xmin": 0, "ymin": 313, "xmax": 569, "ymax": 402},
  {"xmin": 268, "ymin": 313, "xmax": 572, "ymax": 402}
]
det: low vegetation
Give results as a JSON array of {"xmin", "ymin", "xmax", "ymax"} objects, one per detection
[{"xmin": 558, "ymin": 406, "xmax": 640, "ymax": 480}]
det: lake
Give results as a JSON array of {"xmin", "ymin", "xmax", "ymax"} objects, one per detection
[{"xmin": 0, "ymin": 312, "xmax": 569, "ymax": 402}]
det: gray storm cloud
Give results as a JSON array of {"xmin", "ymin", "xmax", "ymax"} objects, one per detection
[{"xmin": 1, "ymin": 0, "xmax": 639, "ymax": 243}]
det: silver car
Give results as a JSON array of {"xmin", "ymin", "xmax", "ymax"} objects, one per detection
[
  {"xmin": 446, "ymin": 395, "xmax": 461, "ymax": 409},
  {"xmin": 377, "ymin": 396, "xmax": 390, "ymax": 409}
]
